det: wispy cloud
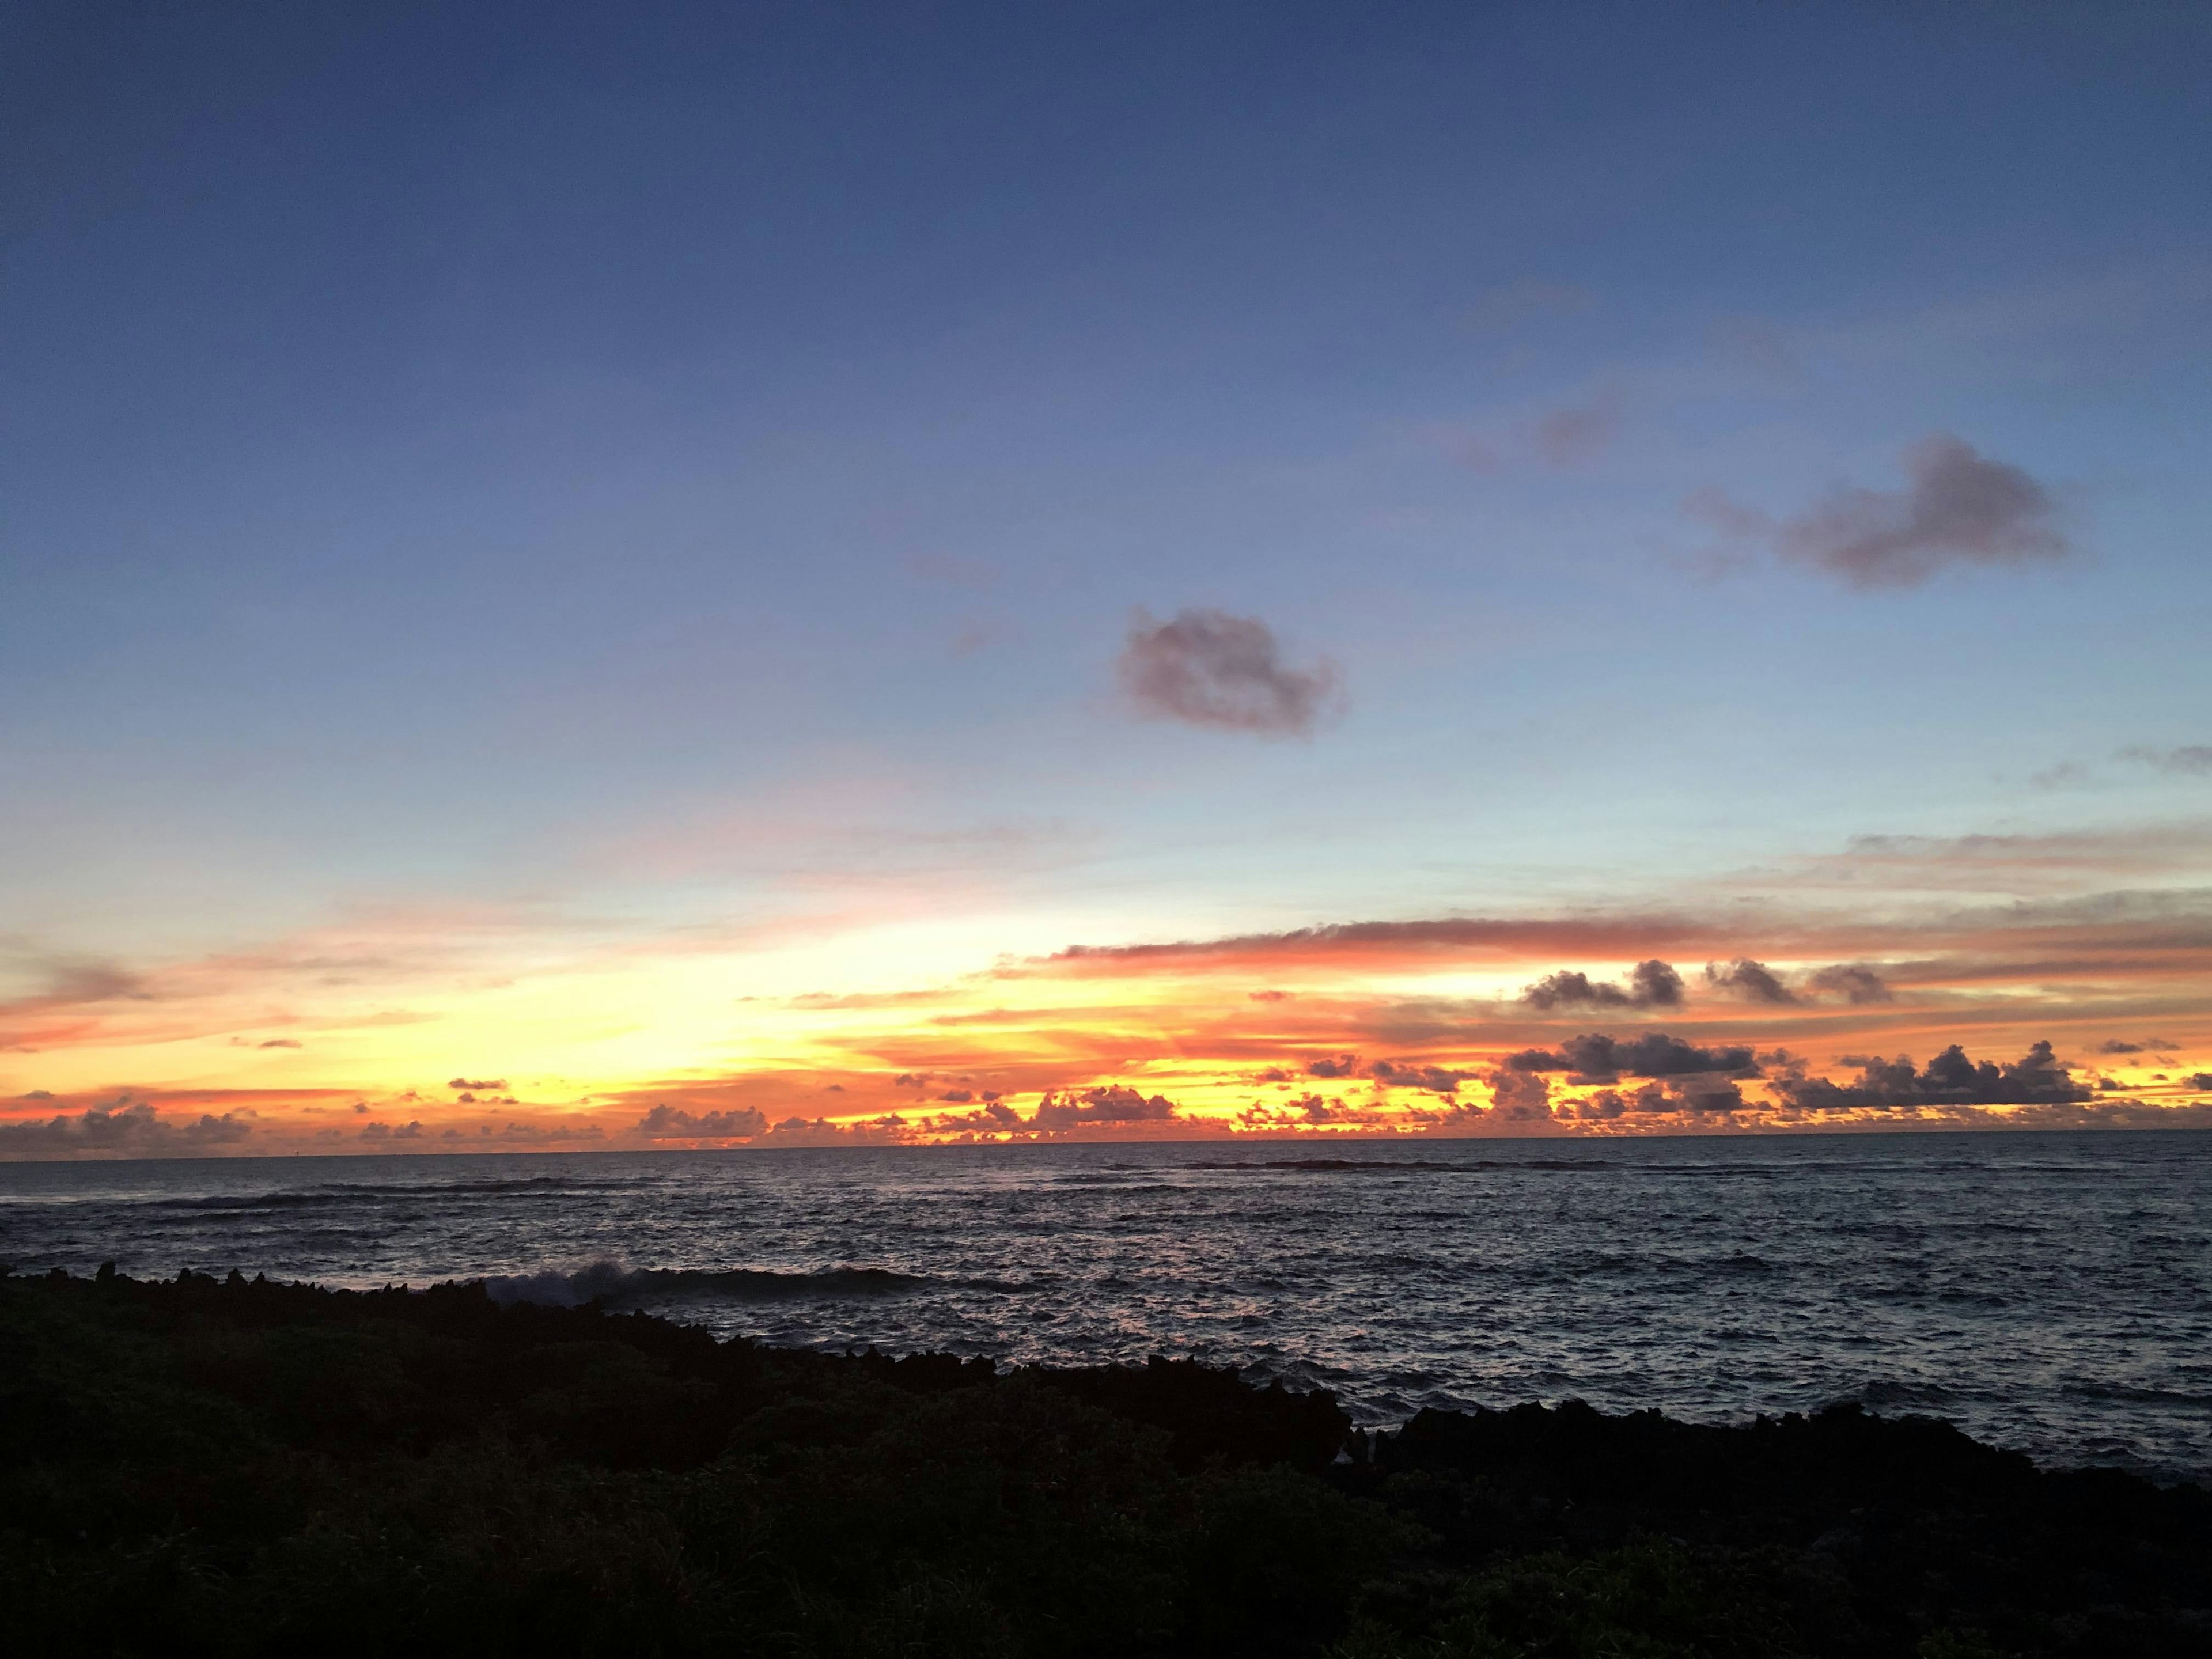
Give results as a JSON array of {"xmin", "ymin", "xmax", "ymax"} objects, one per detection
[{"xmin": 2120, "ymin": 744, "xmax": 2212, "ymax": 777}]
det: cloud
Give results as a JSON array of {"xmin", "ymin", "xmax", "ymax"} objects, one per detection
[
  {"xmin": 1305, "ymin": 1052, "xmax": 1361, "ymax": 1078},
  {"xmin": 636, "ymin": 1103, "xmax": 770, "ymax": 1139},
  {"xmin": 1774, "ymin": 1041, "xmax": 2090, "ymax": 1111},
  {"xmin": 39, "ymin": 959, "xmax": 156, "ymax": 1003},
  {"xmin": 1116, "ymin": 608, "xmax": 1343, "ymax": 737},
  {"xmin": 1045, "ymin": 916, "xmax": 1725, "ymax": 975},
  {"xmin": 2191, "ymin": 1073, "xmax": 2212, "ymax": 1092},
  {"xmin": 449, "ymin": 1076, "xmax": 507, "ymax": 1092},
  {"xmin": 1461, "ymin": 278, "xmax": 1593, "ymax": 334},
  {"xmin": 0, "ymin": 1099, "xmax": 252, "ymax": 1158},
  {"xmin": 1528, "ymin": 394, "xmax": 1622, "ymax": 467},
  {"xmin": 1033, "ymin": 1085, "xmax": 1178, "ymax": 1129},
  {"xmin": 1484, "ymin": 1069, "xmax": 1552, "ymax": 1120},
  {"xmin": 1669, "ymin": 1076, "xmax": 1748, "ymax": 1113},
  {"xmin": 1367, "ymin": 1059, "xmax": 1474, "ymax": 1093},
  {"xmin": 1691, "ymin": 434, "xmax": 2069, "ymax": 589},
  {"xmin": 2119, "ymin": 745, "xmax": 2212, "ymax": 777},
  {"xmin": 1702, "ymin": 958, "xmax": 1796, "ymax": 1004},
  {"xmin": 1508, "ymin": 1032, "xmax": 1758, "ymax": 1081},
  {"xmin": 1804, "ymin": 964, "xmax": 1892, "ymax": 1004},
  {"xmin": 755, "ymin": 1113, "xmax": 916, "ymax": 1146},
  {"xmin": 257, "ymin": 1038, "xmax": 303, "ymax": 1049},
  {"xmin": 1523, "ymin": 959, "xmax": 1684, "ymax": 1010}
]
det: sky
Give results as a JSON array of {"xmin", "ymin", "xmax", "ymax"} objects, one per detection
[{"xmin": 5, "ymin": 1, "xmax": 2211, "ymax": 1156}]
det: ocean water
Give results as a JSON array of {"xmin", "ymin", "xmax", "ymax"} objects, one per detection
[{"xmin": 3, "ymin": 1131, "xmax": 2207, "ymax": 1482}]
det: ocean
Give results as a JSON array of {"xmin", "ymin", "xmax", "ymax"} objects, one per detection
[{"xmin": 3, "ymin": 1130, "xmax": 2206, "ymax": 1482}]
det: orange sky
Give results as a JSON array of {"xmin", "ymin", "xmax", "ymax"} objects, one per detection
[{"xmin": 7, "ymin": 858, "xmax": 2209, "ymax": 1156}]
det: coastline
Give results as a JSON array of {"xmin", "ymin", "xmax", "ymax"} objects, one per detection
[{"xmin": 6, "ymin": 1265, "xmax": 2206, "ymax": 1656}]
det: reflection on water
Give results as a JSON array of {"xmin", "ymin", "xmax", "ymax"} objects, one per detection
[{"xmin": 3, "ymin": 1131, "xmax": 2207, "ymax": 1480}]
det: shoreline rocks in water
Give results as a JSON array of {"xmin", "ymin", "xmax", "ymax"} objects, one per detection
[{"xmin": 3, "ymin": 1266, "xmax": 2206, "ymax": 1656}]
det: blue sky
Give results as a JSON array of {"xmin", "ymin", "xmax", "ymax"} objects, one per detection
[{"xmin": 4, "ymin": 2, "xmax": 2210, "ymax": 1145}]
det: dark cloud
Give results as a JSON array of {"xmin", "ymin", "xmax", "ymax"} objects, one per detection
[
  {"xmin": 2099, "ymin": 1039, "xmax": 2146, "ymax": 1055},
  {"xmin": 1484, "ymin": 1069, "xmax": 1553, "ymax": 1120},
  {"xmin": 1786, "ymin": 435, "xmax": 2069, "ymax": 588},
  {"xmin": 257, "ymin": 1039, "xmax": 302, "ymax": 1049},
  {"xmin": 1367, "ymin": 1059, "xmax": 1474, "ymax": 1093},
  {"xmin": 1805, "ymin": 964, "xmax": 1892, "ymax": 1004},
  {"xmin": 755, "ymin": 1113, "xmax": 913, "ymax": 1146},
  {"xmin": 1033, "ymin": 1085, "xmax": 1178, "ymax": 1129},
  {"xmin": 1692, "ymin": 435, "xmax": 2069, "ymax": 589},
  {"xmin": 1116, "ymin": 608, "xmax": 1343, "ymax": 737},
  {"xmin": 1702, "ymin": 958, "xmax": 1795, "ymax": 1004},
  {"xmin": 1670, "ymin": 1077, "xmax": 1747, "ymax": 1113},
  {"xmin": 2119, "ymin": 744, "xmax": 2212, "ymax": 777},
  {"xmin": 1523, "ymin": 959, "xmax": 1684, "ymax": 1011},
  {"xmin": 637, "ymin": 1103, "xmax": 770, "ymax": 1139},
  {"xmin": 1305, "ymin": 1052, "xmax": 1361, "ymax": 1078},
  {"xmin": 937, "ymin": 1089, "xmax": 974, "ymax": 1103},
  {"xmin": 1248, "ymin": 988, "xmax": 1292, "ymax": 1002},
  {"xmin": 1509, "ymin": 1032, "xmax": 1759, "ymax": 1081},
  {"xmin": 0, "ymin": 1099, "xmax": 252, "ymax": 1157},
  {"xmin": 448, "ymin": 1077, "xmax": 507, "ymax": 1092},
  {"xmin": 1774, "ymin": 1041, "xmax": 2091, "ymax": 1111}
]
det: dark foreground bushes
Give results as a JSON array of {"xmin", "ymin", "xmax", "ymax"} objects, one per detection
[{"xmin": 2, "ymin": 1268, "xmax": 2206, "ymax": 1657}]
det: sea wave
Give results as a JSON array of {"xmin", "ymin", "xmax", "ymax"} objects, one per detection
[
  {"xmin": 151, "ymin": 1176, "xmax": 639, "ymax": 1212},
  {"xmin": 479, "ymin": 1259, "xmax": 1005, "ymax": 1308}
]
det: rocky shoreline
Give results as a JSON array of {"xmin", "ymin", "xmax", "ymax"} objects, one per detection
[{"xmin": 5, "ymin": 1266, "xmax": 2206, "ymax": 1656}]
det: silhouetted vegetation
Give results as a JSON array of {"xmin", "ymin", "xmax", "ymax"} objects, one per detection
[{"xmin": 3, "ymin": 1266, "xmax": 2205, "ymax": 1656}]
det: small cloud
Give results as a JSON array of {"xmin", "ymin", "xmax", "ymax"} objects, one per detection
[
  {"xmin": 1116, "ymin": 608, "xmax": 1344, "ymax": 738},
  {"xmin": 903, "ymin": 552, "xmax": 998, "ymax": 589},
  {"xmin": 1460, "ymin": 279, "xmax": 1593, "ymax": 334},
  {"xmin": 1033, "ymin": 1085, "xmax": 1177, "ymax": 1130},
  {"xmin": 1702, "ymin": 958, "xmax": 1796, "ymax": 1005},
  {"xmin": 1305, "ymin": 1052, "xmax": 1360, "ymax": 1078},
  {"xmin": 1510, "ymin": 1032, "xmax": 1758, "ymax": 1082},
  {"xmin": 1775, "ymin": 1041, "xmax": 2089, "ymax": 1110},
  {"xmin": 950, "ymin": 620, "xmax": 1001, "ymax": 657},
  {"xmin": 1805, "ymin": 964, "xmax": 1892, "ymax": 1005},
  {"xmin": 1484, "ymin": 1069, "xmax": 1552, "ymax": 1120},
  {"xmin": 1708, "ymin": 315, "xmax": 1800, "ymax": 384},
  {"xmin": 257, "ymin": 1038, "xmax": 302, "ymax": 1049},
  {"xmin": 1526, "ymin": 393, "xmax": 1621, "ymax": 467},
  {"xmin": 1368, "ymin": 1059, "xmax": 1474, "ymax": 1094},
  {"xmin": 1688, "ymin": 434, "xmax": 2070, "ymax": 589},
  {"xmin": 448, "ymin": 1077, "xmax": 506, "ymax": 1092},
  {"xmin": 2118, "ymin": 744, "xmax": 2212, "ymax": 777},
  {"xmin": 637, "ymin": 1103, "xmax": 769, "ymax": 1139},
  {"xmin": 1522, "ymin": 959, "xmax": 1683, "ymax": 1011},
  {"xmin": 1248, "ymin": 988, "xmax": 1292, "ymax": 1002}
]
